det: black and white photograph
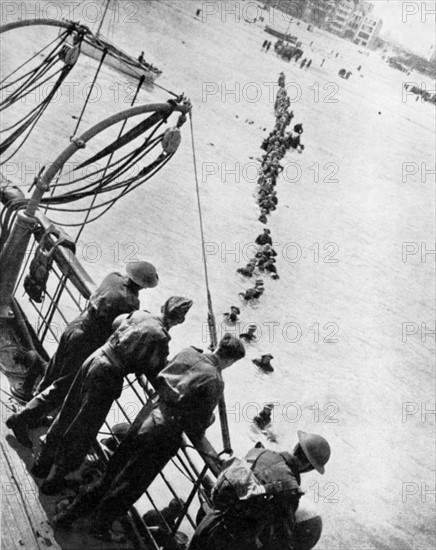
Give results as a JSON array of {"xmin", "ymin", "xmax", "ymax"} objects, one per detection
[{"xmin": 0, "ymin": 1, "xmax": 435, "ymax": 549}]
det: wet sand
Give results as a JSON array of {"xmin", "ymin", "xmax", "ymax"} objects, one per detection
[{"xmin": 1, "ymin": 2, "xmax": 435, "ymax": 548}]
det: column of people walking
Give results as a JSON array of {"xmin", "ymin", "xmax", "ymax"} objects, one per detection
[{"xmin": 236, "ymin": 72, "xmax": 305, "ymax": 303}]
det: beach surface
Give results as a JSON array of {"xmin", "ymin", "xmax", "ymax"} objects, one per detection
[{"xmin": 1, "ymin": 2, "xmax": 435, "ymax": 548}]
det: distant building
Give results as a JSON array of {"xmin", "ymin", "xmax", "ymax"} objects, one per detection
[
  {"xmin": 352, "ymin": 12, "xmax": 383, "ymax": 48},
  {"xmin": 327, "ymin": 0, "xmax": 382, "ymax": 48},
  {"xmin": 328, "ymin": 0, "xmax": 356, "ymax": 37},
  {"xmin": 264, "ymin": 0, "xmax": 383, "ymax": 49}
]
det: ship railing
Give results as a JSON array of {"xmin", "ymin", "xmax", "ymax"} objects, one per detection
[{"xmin": 9, "ymin": 211, "xmax": 220, "ymax": 549}]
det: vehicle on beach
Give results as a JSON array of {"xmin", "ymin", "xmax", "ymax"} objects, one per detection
[
  {"xmin": 264, "ymin": 24, "xmax": 298, "ymax": 44},
  {"xmin": 387, "ymin": 57, "xmax": 409, "ymax": 73}
]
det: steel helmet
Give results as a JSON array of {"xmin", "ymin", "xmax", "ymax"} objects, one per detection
[
  {"xmin": 297, "ymin": 430, "xmax": 331, "ymax": 474},
  {"xmin": 162, "ymin": 296, "xmax": 193, "ymax": 321},
  {"xmin": 294, "ymin": 123, "xmax": 303, "ymax": 134},
  {"xmin": 126, "ymin": 261, "xmax": 159, "ymax": 288}
]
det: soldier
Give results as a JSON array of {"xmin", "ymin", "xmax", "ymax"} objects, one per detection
[
  {"xmin": 53, "ymin": 334, "xmax": 246, "ymax": 536},
  {"xmin": 240, "ymin": 324, "xmax": 258, "ymax": 343},
  {"xmin": 236, "ymin": 259, "xmax": 257, "ymax": 278},
  {"xmin": 294, "ymin": 123, "xmax": 303, "ymax": 135},
  {"xmin": 6, "ymin": 262, "xmax": 159, "ymax": 449},
  {"xmin": 252, "ymin": 354, "xmax": 274, "ymax": 372},
  {"xmin": 239, "ymin": 281, "xmax": 264, "ymax": 302},
  {"xmin": 223, "ymin": 306, "xmax": 240, "ymax": 324},
  {"xmin": 255, "ymin": 229, "xmax": 273, "ymax": 247},
  {"xmin": 189, "ymin": 431, "xmax": 331, "ymax": 550},
  {"xmin": 253, "ymin": 404, "xmax": 274, "ymax": 430},
  {"xmin": 34, "ymin": 297, "xmax": 192, "ymax": 495}
]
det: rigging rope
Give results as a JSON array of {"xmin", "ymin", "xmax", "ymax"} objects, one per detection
[
  {"xmin": 74, "ymin": 74, "xmax": 145, "ymax": 243},
  {"xmin": 0, "ymin": 30, "xmax": 67, "ymax": 88},
  {"xmin": 71, "ymin": 47, "xmax": 107, "ymax": 138},
  {"xmin": 189, "ymin": 111, "xmax": 232, "ymax": 454},
  {"xmin": 0, "ymin": 26, "xmax": 82, "ymax": 163}
]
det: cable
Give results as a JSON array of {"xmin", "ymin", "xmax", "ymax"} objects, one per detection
[{"xmin": 189, "ymin": 110, "xmax": 232, "ymax": 454}]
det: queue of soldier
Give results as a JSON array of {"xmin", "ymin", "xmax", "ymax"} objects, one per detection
[{"xmin": 237, "ymin": 73, "xmax": 304, "ymax": 300}]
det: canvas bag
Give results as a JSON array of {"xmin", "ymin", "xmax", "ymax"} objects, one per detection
[{"xmin": 212, "ymin": 455, "xmax": 267, "ymax": 512}]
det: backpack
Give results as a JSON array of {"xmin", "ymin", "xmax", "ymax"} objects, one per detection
[
  {"xmin": 212, "ymin": 455, "xmax": 267, "ymax": 513},
  {"xmin": 24, "ymin": 225, "xmax": 75, "ymax": 303}
]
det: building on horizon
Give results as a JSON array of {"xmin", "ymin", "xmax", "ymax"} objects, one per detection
[
  {"xmin": 263, "ymin": 0, "xmax": 383, "ymax": 49},
  {"xmin": 326, "ymin": 0, "xmax": 383, "ymax": 48}
]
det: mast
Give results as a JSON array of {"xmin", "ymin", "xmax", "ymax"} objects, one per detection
[{"xmin": 96, "ymin": 0, "xmax": 111, "ymax": 38}]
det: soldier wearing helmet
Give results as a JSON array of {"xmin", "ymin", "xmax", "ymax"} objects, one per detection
[
  {"xmin": 6, "ymin": 261, "xmax": 159, "ymax": 450},
  {"xmin": 34, "ymin": 296, "xmax": 192, "ymax": 496},
  {"xmin": 223, "ymin": 306, "xmax": 241, "ymax": 324},
  {"xmin": 54, "ymin": 334, "xmax": 246, "ymax": 535},
  {"xmin": 255, "ymin": 228, "xmax": 273, "ymax": 246},
  {"xmin": 88, "ymin": 261, "xmax": 159, "ymax": 327},
  {"xmin": 188, "ymin": 431, "xmax": 331, "ymax": 550}
]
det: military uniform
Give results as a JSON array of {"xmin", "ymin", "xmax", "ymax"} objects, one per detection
[
  {"xmin": 9, "ymin": 273, "xmax": 141, "ymax": 431},
  {"xmin": 38, "ymin": 312, "xmax": 169, "ymax": 481},
  {"xmin": 189, "ymin": 444, "xmax": 303, "ymax": 550},
  {"xmin": 58, "ymin": 346, "xmax": 225, "ymax": 528},
  {"xmin": 255, "ymin": 232, "xmax": 273, "ymax": 246}
]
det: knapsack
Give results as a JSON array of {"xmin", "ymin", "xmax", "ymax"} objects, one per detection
[
  {"xmin": 212, "ymin": 450, "xmax": 303, "ymax": 516},
  {"xmin": 24, "ymin": 225, "xmax": 75, "ymax": 303},
  {"xmin": 212, "ymin": 455, "xmax": 267, "ymax": 512}
]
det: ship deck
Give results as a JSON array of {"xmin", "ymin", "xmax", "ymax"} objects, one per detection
[
  {"xmin": 1, "ymin": 380, "xmax": 61, "ymax": 550},
  {"xmin": 1, "ymin": 370, "xmax": 135, "ymax": 550}
]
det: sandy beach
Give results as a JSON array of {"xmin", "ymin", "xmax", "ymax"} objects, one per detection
[{"xmin": 1, "ymin": 1, "xmax": 435, "ymax": 548}]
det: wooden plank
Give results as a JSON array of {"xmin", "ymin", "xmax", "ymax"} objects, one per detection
[
  {"xmin": 1, "ymin": 369, "xmax": 61, "ymax": 550},
  {"xmin": 1, "ymin": 444, "xmax": 46, "ymax": 549},
  {"xmin": 1, "ymin": 374, "xmax": 136, "ymax": 550},
  {"xmin": 1, "ymin": 437, "xmax": 61, "ymax": 550}
]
